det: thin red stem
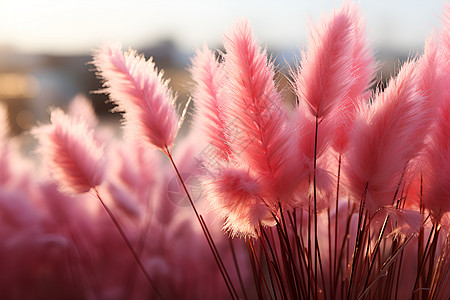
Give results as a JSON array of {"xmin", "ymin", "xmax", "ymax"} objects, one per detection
[
  {"xmin": 313, "ymin": 115, "xmax": 319, "ymax": 298},
  {"xmin": 165, "ymin": 147, "xmax": 238, "ymax": 300},
  {"xmin": 92, "ymin": 187, "xmax": 163, "ymax": 299}
]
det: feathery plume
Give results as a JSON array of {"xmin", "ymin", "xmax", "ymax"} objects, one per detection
[
  {"xmin": 207, "ymin": 167, "xmax": 271, "ymax": 237},
  {"xmin": 422, "ymin": 98, "xmax": 450, "ymax": 218},
  {"xmin": 417, "ymin": 37, "xmax": 445, "ymax": 108},
  {"xmin": 345, "ymin": 61, "xmax": 431, "ymax": 213},
  {"xmin": 345, "ymin": 2, "xmax": 377, "ymax": 100},
  {"xmin": 330, "ymin": 3, "xmax": 377, "ymax": 153},
  {"xmin": 92, "ymin": 43, "xmax": 179, "ymax": 154},
  {"xmin": 221, "ymin": 19, "xmax": 302, "ymax": 206},
  {"xmin": 33, "ymin": 109, "xmax": 105, "ymax": 194},
  {"xmin": 441, "ymin": 4, "xmax": 450, "ymax": 54},
  {"xmin": 294, "ymin": 6, "xmax": 354, "ymax": 118},
  {"xmin": 190, "ymin": 43, "xmax": 230, "ymax": 160}
]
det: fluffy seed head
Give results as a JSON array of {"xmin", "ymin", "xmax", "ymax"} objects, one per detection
[
  {"xmin": 294, "ymin": 7, "xmax": 354, "ymax": 118},
  {"xmin": 345, "ymin": 61, "xmax": 431, "ymax": 213},
  {"xmin": 207, "ymin": 167, "xmax": 273, "ymax": 238},
  {"xmin": 33, "ymin": 109, "xmax": 105, "ymax": 193},
  {"xmin": 93, "ymin": 43, "xmax": 179, "ymax": 153},
  {"xmin": 189, "ymin": 43, "xmax": 230, "ymax": 160},
  {"xmin": 221, "ymin": 19, "xmax": 303, "ymax": 205}
]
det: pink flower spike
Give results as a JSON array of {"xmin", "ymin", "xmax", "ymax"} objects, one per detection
[
  {"xmin": 294, "ymin": 6, "xmax": 354, "ymax": 118},
  {"xmin": 33, "ymin": 109, "xmax": 106, "ymax": 194},
  {"xmin": 92, "ymin": 43, "xmax": 179, "ymax": 154}
]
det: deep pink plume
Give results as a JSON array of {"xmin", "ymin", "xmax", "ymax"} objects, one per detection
[
  {"xmin": 33, "ymin": 109, "xmax": 105, "ymax": 193},
  {"xmin": 190, "ymin": 43, "xmax": 230, "ymax": 161},
  {"xmin": 92, "ymin": 43, "xmax": 179, "ymax": 154},
  {"xmin": 344, "ymin": 61, "xmax": 432, "ymax": 213},
  {"xmin": 221, "ymin": 19, "xmax": 302, "ymax": 206},
  {"xmin": 294, "ymin": 6, "xmax": 354, "ymax": 118}
]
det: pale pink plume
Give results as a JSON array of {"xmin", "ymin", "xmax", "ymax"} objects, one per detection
[
  {"xmin": 221, "ymin": 19, "xmax": 303, "ymax": 205},
  {"xmin": 344, "ymin": 61, "xmax": 432, "ymax": 213},
  {"xmin": 294, "ymin": 6, "xmax": 354, "ymax": 119},
  {"xmin": 190, "ymin": 43, "xmax": 230, "ymax": 161},
  {"xmin": 207, "ymin": 167, "xmax": 272, "ymax": 237},
  {"xmin": 68, "ymin": 94, "xmax": 99, "ymax": 128},
  {"xmin": 92, "ymin": 43, "xmax": 179, "ymax": 154},
  {"xmin": 33, "ymin": 109, "xmax": 105, "ymax": 193}
]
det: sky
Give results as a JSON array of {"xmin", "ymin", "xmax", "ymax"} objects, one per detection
[{"xmin": 0, "ymin": 0, "xmax": 447, "ymax": 55}]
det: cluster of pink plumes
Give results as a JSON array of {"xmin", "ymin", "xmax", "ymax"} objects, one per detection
[{"xmin": 0, "ymin": 2, "xmax": 449, "ymax": 299}]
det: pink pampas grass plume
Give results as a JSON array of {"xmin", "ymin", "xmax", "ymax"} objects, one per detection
[
  {"xmin": 190, "ymin": 43, "xmax": 230, "ymax": 161},
  {"xmin": 208, "ymin": 167, "xmax": 272, "ymax": 237},
  {"xmin": 345, "ymin": 2, "xmax": 377, "ymax": 101},
  {"xmin": 422, "ymin": 98, "xmax": 450, "ymax": 219},
  {"xmin": 221, "ymin": 19, "xmax": 302, "ymax": 205},
  {"xmin": 33, "ymin": 109, "xmax": 105, "ymax": 194},
  {"xmin": 294, "ymin": 6, "xmax": 354, "ymax": 119},
  {"xmin": 345, "ymin": 61, "xmax": 432, "ymax": 213},
  {"xmin": 416, "ymin": 37, "xmax": 445, "ymax": 109},
  {"xmin": 93, "ymin": 43, "xmax": 179, "ymax": 154},
  {"xmin": 441, "ymin": 4, "xmax": 450, "ymax": 54},
  {"xmin": 329, "ymin": 3, "xmax": 377, "ymax": 153}
]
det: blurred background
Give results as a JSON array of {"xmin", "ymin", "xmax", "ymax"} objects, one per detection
[{"xmin": 0, "ymin": 0, "xmax": 446, "ymax": 136}]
